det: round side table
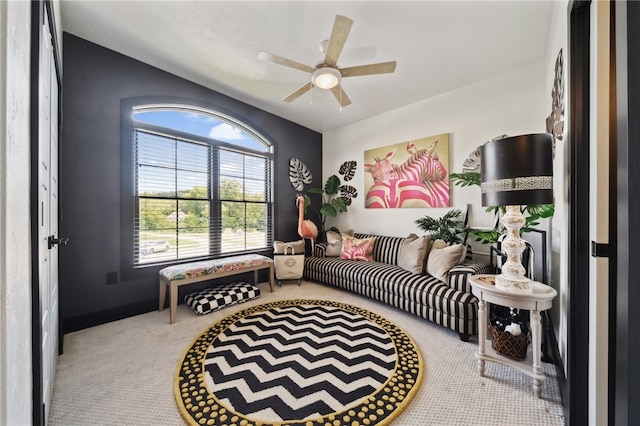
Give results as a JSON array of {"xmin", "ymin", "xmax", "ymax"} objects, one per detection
[{"xmin": 469, "ymin": 274, "xmax": 557, "ymax": 398}]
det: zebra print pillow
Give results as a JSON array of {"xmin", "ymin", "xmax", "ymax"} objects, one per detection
[{"xmin": 340, "ymin": 235, "xmax": 376, "ymax": 261}]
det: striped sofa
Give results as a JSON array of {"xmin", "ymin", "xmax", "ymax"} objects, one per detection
[{"xmin": 304, "ymin": 233, "xmax": 493, "ymax": 341}]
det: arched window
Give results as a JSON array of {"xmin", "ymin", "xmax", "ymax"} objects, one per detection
[{"xmin": 127, "ymin": 104, "xmax": 273, "ymax": 267}]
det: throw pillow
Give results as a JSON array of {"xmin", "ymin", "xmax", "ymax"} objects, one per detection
[
  {"xmin": 430, "ymin": 239, "xmax": 448, "ymax": 251},
  {"xmin": 324, "ymin": 230, "xmax": 343, "ymax": 257},
  {"xmin": 426, "ymin": 243, "xmax": 466, "ymax": 282},
  {"xmin": 398, "ymin": 234, "xmax": 431, "ymax": 274},
  {"xmin": 429, "ymin": 239, "xmax": 468, "ymax": 264},
  {"xmin": 459, "ymin": 244, "xmax": 468, "ymax": 264},
  {"xmin": 340, "ymin": 235, "xmax": 376, "ymax": 261}
]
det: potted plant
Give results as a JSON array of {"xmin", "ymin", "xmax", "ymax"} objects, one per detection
[
  {"xmin": 302, "ymin": 161, "xmax": 358, "ymax": 236},
  {"xmin": 306, "ymin": 175, "xmax": 348, "ymax": 232},
  {"xmin": 414, "ymin": 209, "xmax": 465, "ymax": 244}
]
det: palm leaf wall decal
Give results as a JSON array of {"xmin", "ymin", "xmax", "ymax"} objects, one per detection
[
  {"xmin": 289, "ymin": 158, "xmax": 312, "ymax": 191},
  {"xmin": 340, "ymin": 185, "xmax": 358, "ymax": 206},
  {"xmin": 338, "ymin": 160, "xmax": 357, "ymax": 181}
]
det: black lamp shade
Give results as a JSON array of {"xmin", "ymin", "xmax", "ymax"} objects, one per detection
[{"xmin": 480, "ymin": 133, "xmax": 554, "ymax": 206}]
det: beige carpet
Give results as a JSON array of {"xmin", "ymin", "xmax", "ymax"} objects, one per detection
[{"xmin": 48, "ymin": 280, "xmax": 565, "ymax": 426}]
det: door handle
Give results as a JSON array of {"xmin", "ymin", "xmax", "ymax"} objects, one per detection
[{"xmin": 48, "ymin": 235, "xmax": 69, "ymax": 249}]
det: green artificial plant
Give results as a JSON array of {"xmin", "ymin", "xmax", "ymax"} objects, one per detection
[
  {"xmin": 414, "ymin": 209, "xmax": 465, "ymax": 244},
  {"xmin": 305, "ymin": 175, "xmax": 349, "ymax": 232}
]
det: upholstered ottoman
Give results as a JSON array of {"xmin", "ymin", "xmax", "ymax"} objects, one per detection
[{"xmin": 184, "ymin": 282, "xmax": 261, "ymax": 315}]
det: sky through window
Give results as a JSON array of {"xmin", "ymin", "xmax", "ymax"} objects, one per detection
[{"xmin": 133, "ymin": 110, "xmax": 267, "ymax": 151}]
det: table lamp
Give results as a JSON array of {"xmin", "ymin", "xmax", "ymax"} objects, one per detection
[{"xmin": 480, "ymin": 133, "xmax": 554, "ymax": 294}]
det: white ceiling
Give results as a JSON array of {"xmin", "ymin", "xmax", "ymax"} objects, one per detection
[{"xmin": 59, "ymin": 1, "xmax": 554, "ymax": 133}]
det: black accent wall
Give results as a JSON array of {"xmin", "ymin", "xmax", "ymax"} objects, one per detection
[{"xmin": 60, "ymin": 33, "xmax": 322, "ymax": 332}]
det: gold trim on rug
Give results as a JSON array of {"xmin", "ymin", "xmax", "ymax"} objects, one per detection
[{"xmin": 175, "ymin": 299, "xmax": 424, "ymax": 426}]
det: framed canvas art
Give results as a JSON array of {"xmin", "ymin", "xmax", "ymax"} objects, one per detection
[{"xmin": 364, "ymin": 133, "xmax": 450, "ymax": 208}]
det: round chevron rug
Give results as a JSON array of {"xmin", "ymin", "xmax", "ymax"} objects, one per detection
[{"xmin": 175, "ymin": 299, "xmax": 423, "ymax": 426}]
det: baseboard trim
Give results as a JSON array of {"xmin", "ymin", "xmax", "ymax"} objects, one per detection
[
  {"xmin": 61, "ymin": 271, "xmax": 271, "ymax": 334},
  {"xmin": 63, "ymin": 299, "xmax": 158, "ymax": 334}
]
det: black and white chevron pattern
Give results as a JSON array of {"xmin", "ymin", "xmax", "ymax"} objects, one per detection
[
  {"xmin": 204, "ymin": 304, "xmax": 395, "ymax": 421},
  {"xmin": 175, "ymin": 299, "xmax": 423, "ymax": 426}
]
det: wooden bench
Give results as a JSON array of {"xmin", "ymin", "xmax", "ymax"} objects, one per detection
[{"xmin": 159, "ymin": 254, "xmax": 274, "ymax": 324}]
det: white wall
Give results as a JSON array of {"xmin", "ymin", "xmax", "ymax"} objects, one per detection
[
  {"xmin": 0, "ymin": 1, "xmax": 34, "ymax": 424},
  {"xmin": 323, "ymin": 60, "xmax": 547, "ymax": 254},
  {"xmin": 545, "ymin": 0, "xmax": 569, "ymax": 373}
]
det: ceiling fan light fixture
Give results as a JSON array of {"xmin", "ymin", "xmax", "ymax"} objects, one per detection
[
  {"xmin": 312, "ymin": 67, "xmax": 341, "ymax": 89},
  {"xmin": 259, "ymin": 15, "xmax": 395, "ymax": 107}
]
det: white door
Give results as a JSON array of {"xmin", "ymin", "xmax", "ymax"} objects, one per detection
[{"xmin": 38, "ymin": 15, "xmax": 60, "ymax": 423}]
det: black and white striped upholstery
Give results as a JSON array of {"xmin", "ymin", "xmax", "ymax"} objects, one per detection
[
  {"xmin": 305, "ymin": 233, "xmax": 493, "ymax": 336},
  {"xmin": 353, "ymin": 233, "xmax": 404, "ymax": 265},
  {"xmin": 448, "ymin": 262, "xmax": 494, "ymax": 294}
]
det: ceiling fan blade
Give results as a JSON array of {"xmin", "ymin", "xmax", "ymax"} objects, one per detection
[
  {"xmin": 282, "ymin": 82, "xmax": 313, "ymax": 103},
  {"xmin": 340, "ymin": 61, "xmax": 397, "ymax": 78},
  {"xmin": 258, "ymin": 51, "xmax": 315, "ymax": 74},
  {"xmin": 324, "ymin": 15, "xmax": 353, "ymax": 67},
  {"xmin": 330, "ymin": 84, "xmax": 352, "ymax": 107}
]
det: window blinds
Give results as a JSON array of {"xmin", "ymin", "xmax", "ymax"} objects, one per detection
[{"xmin": 134, "ymin": 129, "xmax": 272, "ymax": 266}]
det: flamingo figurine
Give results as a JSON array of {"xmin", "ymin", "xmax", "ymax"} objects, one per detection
[{"xmin": 296, "ymin": 195, "xmax": 318, "ymax": 252}]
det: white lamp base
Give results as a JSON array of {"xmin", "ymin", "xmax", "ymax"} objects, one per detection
[
  {"xmin": 495, "ymin": 274, "xmax": 533, "ymax": 294},
  {"xmin": 495, "ymin": 205, "xmax": 533, "ymax": 294}
]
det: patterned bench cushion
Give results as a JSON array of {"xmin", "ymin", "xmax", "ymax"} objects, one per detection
[
  {"xmin": 159, "ymin": 254, "xmax": 272, "ymax": 282},
  {"xmin": 185, "ymin": 282, "xmax": 260, "ymax": 315}
]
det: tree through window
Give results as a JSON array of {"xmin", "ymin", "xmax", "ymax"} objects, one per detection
[{"xmin": 131, "ymin": 106, "xmax": 273, "ymax": 266}]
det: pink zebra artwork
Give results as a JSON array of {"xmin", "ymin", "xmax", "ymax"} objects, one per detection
[{"xmin": 364, "ymin": 134, "xmax": 451, "ymax": 208}]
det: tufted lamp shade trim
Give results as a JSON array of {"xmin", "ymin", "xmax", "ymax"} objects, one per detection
[{"xmin": 480, "ymin": 133, "xmax": 554, "ymax": 206}]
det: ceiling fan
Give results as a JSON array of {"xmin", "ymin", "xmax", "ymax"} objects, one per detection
[{"xmin": 258, "ymin": 15, "xmax": 397, "ymax": 107}]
